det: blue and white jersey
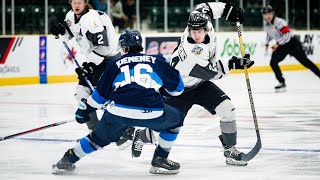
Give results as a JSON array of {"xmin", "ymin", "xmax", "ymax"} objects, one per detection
[{"xmin": 87, "ymin": 53, "xmax": 184, "ymax": 119}]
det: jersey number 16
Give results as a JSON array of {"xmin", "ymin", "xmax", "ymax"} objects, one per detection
[{"xmin": 120, "ymin": 64, "xmax": 153, "ymax": 88}]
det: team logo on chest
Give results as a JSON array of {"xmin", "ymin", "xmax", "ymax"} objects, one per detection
[
  {"xmin": 66, "ymin": 19, "xmax": 72, "ymax": 27},
  {"xmin": 75, "ymin": 30, "xmax": 83, "ymax": 42},
  {"xmin": 191, "ymin": 45, "xmax": 203, "ymax": 55}
]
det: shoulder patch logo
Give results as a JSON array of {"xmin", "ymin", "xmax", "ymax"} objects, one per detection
[
  {"xmin": 191, "ymin": 45, "xmax": 203, "ymax": 55},
  {"xmin": 93, "ymin": 21, "xmax": 98, "ymax": 28}
]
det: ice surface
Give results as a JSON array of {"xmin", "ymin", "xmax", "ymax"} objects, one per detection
[{"xmin": 0, "ymin": 71, "xmax": 319, "ymax": 180}]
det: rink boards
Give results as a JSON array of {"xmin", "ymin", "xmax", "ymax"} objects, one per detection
[{"xmin": 0, "ymin": 31, "xmax": 319, "ymax": 86}]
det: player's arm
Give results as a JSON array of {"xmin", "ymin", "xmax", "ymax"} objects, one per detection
[
  {"xmin": 87, "ymin": 61, "xmax": 118, "ymax": 109},
  {"xmin": 84, "ymin": 15, "xmax": 110, "ymax": 64},
  {"xmin": 265, "ymin": 33, "xmax": 273, "ymax": 48},
  {"xmin": 189, "ymin": 60, "xmax": 228, "ymax": 81},
  {"xmin": 193, "ymin": 2, "xmax": 244, "ymax": 24},
  {"xmin": 275, "ymin": 19, "xmax": 291, "ymax": 45},
  {"xmin": 50, "ymin": 11, "xmax": 74, "ymax": 40},
  {"xmin": 155, "ymin": 57, "xmax": 184, "ymax": 97},
  {"xmin": 190, "ymin": 54, "xmax": 254, "ymax": 81}
]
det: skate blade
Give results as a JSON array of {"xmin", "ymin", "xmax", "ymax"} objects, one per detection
[
  {"xmin": 226, "ymin": 158, "xmax": 248, "ymax": 166},
  {"xmin": 275, "ymin": 88, "xmax": 286, "ymax": 93},
  {"xmin": 52, "ymin": 164, "xmax": 75, "ymax": 175},
  {"xmin": 117, "ymin": 140, "xmax": 132, "ymax": 150},
  {"xmin": 149, "ymin": 166, "xmax": 180, "ymax": 175}
]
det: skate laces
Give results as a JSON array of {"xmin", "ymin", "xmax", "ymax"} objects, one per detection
[
  {"xmin": 226, "ymin": 146, "xmax": 242, "ymax": 156},
  {"xmin": 225, "ymin": 146, "xmax": 242, "ymax": 156},
  {"xmin": 164, "ymin": 158, "xmax": 176, "ymax": 166}
]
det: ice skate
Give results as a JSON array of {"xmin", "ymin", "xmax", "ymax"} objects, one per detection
[
  {"xmin": 116, "ymin": 127, "xmax": 135, "ymax": 150},
  {"xmin": 275, "ymin": 82, "xmax": 286, "ymax": 92},
  {"xmin": 223, "ymin": 146, "xmax": 248, "ymax": 166},
  {"xmin": 149, "ymin": 153, "xmax": 180, "ymax": 174},
  {"xmin": 52, "ymin": 149, "xmax": 76, "ymax": 174},
  {"xmin": 131, "ymin": 129, "xmax": 144, "ymax": 158}
]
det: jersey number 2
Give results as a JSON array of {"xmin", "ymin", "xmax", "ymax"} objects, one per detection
[
  {"xmin": 120, "ymin": 64, "xmax": 153, "ymax": 88},
  {"xmin": 97, "ymin": 34, "xmax": 104, "ymax": 45}
]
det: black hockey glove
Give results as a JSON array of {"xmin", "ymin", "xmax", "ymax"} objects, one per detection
[
  {"xmin": 228, "ymin": 54, "xmax": 254, "ymax": 70},
  {"xmin": 75, "ymin": 62, "xmax": 96, "ymax": 81},
  {"xmin": 159, "ymin": 87, "xmax": 172, "ymax": 98},
  {"xmin": 75, "ymin": 99, "xmax": 96, "ymax": 124},
  {"xmin": 50, "ymin": 21, "xmax": 67, "ymax": 36},
  {"xmin": 222, "ymin": 3, "xmax": 245, "ymax": 24}
]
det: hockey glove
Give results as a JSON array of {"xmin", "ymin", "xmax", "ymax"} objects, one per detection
[
  {"xmin": 75, "ymin": 98, "xmax": 96, "ymax": 124},
  {"xmin": 222, "ymin": 3, "xmax": 245, "ymax": 24},
  {"xmin": 75, "ymin": 62, "xmax": 96, "ymax": 81},
  {"xmin": 50, "ymin": 21, "xmax": 67, "ymax": 36},
  {"xmin": 228, "ymin": 54, "xmax": 254, "ymax": 70}
]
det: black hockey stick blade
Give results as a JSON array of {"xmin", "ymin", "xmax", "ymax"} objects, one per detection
[{"xmin": 241, "ymin": 131, "xmax": 262, "ymax": 161}]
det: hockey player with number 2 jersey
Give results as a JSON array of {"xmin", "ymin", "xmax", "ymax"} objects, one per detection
[
  {"xmin": 50, "ymin": 0, "xmax": 120, "ymax": 131},
  {"xmin": 131, "ymin": 1, "xmax": 254, "ymax": 169},
  {"xmin": 51, "ymin": 0, "xmax": 136, "ymax": 149}
]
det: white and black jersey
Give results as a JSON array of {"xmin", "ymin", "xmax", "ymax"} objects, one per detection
[
  {"xmin": 63, "ymin": 9, "xmax": 119, "ymax": 65},
  {"xmin": 265, "ymin": 17, "xmax": 291, "ymax": 46},
  {"xmin": 170, "ymin": 2, "xmax": 230, "ymax": 88}
]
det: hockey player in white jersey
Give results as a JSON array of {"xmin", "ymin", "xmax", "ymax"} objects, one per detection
[
  {"xmin": 131, "ymin": 2, "xmax": 254, "ymax": 166},
  {"xmin": 51, "ymin": 0, "xmax": 119, "ymax": 130},
  {"xmin": 50, "ymin": 0, "xmax": 134, "ymax": 146}
]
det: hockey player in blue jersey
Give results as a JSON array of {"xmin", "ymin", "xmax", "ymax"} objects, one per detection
[{"xmin": 52, "ymin": 29, "xmax": 184, "ymax": 175}]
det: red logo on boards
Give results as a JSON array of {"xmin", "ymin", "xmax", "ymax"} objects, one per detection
[
  {"xmin": 64, "ymin": 47, "xmax": 76, "ymax": 64},
  {"xmin": 0, "ymin": 38, "xmax": 16, "ymax": 64}
]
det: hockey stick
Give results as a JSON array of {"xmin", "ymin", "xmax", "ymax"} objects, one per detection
[
  {"xmin": 0, "ymin": 119, "xmax": 75, "ymax": 142},
  {"xmin": 236, "ymin": 22, "xmax": 262, "ymax": 161},
  {"xmin": 62, "ymin": 41, "xmax": 94, "ymax": 91},
  {"xmin": 54, "ymin": 22, "xmax": 94, "ymax": 91}
]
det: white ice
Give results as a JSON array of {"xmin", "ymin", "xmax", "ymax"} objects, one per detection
[{"xmin": 0, "ymin": 71, "xmax": 319, "ymax": 180}]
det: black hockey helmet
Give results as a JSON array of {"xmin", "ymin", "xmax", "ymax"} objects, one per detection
[
  {"xmin": 119, "ymin": 29, "xmax": 142, "ymax": 49},
  {"xmin": 261, "ymin": 5, "xmax": 274, "ymax": 14},
  {"xmin": 187, "ymin": 12, "xmax": 208, "ymax": 30}
]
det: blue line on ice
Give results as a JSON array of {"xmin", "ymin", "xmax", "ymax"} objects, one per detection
[{"xmin": 12, "ymin": 137, "xmax": 320, "ymax": 153}]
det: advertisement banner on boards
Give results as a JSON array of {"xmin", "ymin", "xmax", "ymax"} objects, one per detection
[
  {"xmin": 143, "ymin": 32, "xmax": 320, "ymax": 66},
  {"xmin": 216, "ymin": 31, "xmax": 320, "ymax": 65},
  {"xmin": 0, "ymin": 37, "xmax": 38, "ymax": 77},
  {"xmin": 47, "ymin": 36, "xmax": 86, "ymax": 76},
  {"xmin": 145, "ymin": 36, "xmax": 180, "ymax": 60}
]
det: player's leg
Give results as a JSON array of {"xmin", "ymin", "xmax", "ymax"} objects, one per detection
[
  {"xmin": 270, "ymin": 47, "xmax": 289, "ymax": 91},
  {"xmin": 74, "ymin": 84, "xmax": 99, "ymax": 131},
  {"xmin": 116, "ymin": 126, "xmax": 135, "ymax": 149},
  {"xmin": 149, "ymin": 127, "xmax": 181, "ymax": 174},
  {"xmin": 216, "ymin": 100, "xmax": 247, "ymax": 166},
  {"xmin": 148, "ymin": 104, "xmax": 184, "ymax": 174},
  {"xmin": 52, "ymin": 112, "xmax": 127, "ymax": 174},
  {"xmin": 194, "ymin": 81, "xmax": 247, "ymax": 166},
  {"xmin": 131, "ymin": 127, "xmax": 156, "ymax": 157},
  {"xmin": 75, "ymin": 60, "xmax": 105, "ymax": 131},
  {"xmin": 88, "ymin": 59, "xmax": 136, "ymax": 146},
  {"xmin": 131, "ymin": 91, "xmax": 193, "ymax": 158},
  {"xmin": 290, "ymin": 38, "xmax": 320, "ymax": 78}
]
